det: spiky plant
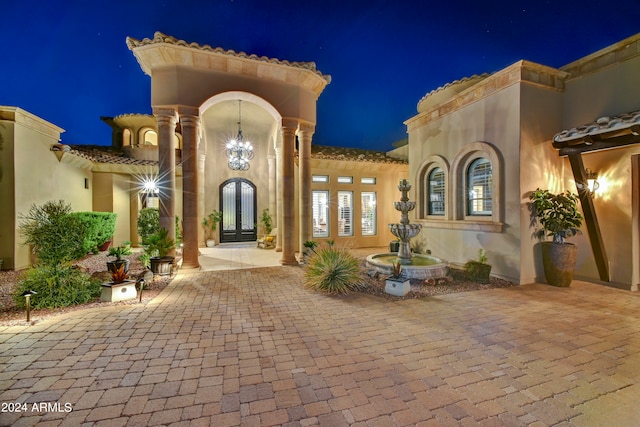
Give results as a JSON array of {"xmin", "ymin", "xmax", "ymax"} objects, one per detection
[
  {"xmin": 304, "ymin": 246, "xmax": 362, "ymax": 295},
  {"xmin": 110, "ymin": 264, "xmax": 128, "ymax": 284}
]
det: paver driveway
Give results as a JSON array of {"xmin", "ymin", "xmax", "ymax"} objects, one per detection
[{"xmin": 1, "ymin": 266, "xmax": 640, "ymax": 426}]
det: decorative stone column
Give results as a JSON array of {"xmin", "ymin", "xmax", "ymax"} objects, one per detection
[
  {"xmin": 274, "ymin": 142, "xmax": 283, "ymax": 252},
  {"xmin": 267, "ymin": 153, "xmax": 277, "ymax": 233},
  {"xmin": 154, "ymin": 107, "xmax": 177, "ymax": 255},
  {"xmin": 298, "ymin": 123, "xmax": 314, "ymax": 259},
  {"xmin": 280, "ymin": 119, "xmax": 298, "ymax": 265},
  {"xmin": 179, "ymin": 109, "xmax": 200, "ymax": 269}
]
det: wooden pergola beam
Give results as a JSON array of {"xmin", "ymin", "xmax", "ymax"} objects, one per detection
[{"xmin": 567, "ymin": 154, "xmax": 610, "ymax": 281}]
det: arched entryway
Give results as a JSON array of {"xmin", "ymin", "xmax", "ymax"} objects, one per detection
[{"xmin": 220, "ymin": 178, "xmax": 257, "ymax": 243}]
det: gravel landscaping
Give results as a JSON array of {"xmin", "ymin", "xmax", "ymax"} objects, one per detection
[{"xmin": 0, "ymin": 249, "xmax": 517, "ymax": 326}]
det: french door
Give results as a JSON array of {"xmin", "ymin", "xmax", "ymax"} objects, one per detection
[{"xmin": 219, "ymin": 178, "xmax": 257, "ymax": 243}]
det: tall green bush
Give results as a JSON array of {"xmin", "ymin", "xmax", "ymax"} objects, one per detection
[
  {"xmin": 69, "ymin": 211, "xmax": 117, "ymax": 254},
  {"xmin": 13, "ymin": 264, "xmax": 101, "ymax": 309},
  {"xmin": 304, "ymin": 246, "xmax": 363, "ymax": 295},
  {"xmin": 18, "ymin": 200, "xmax": 87, "ymax": 265},
  {"xmin": 137, "ymin": 208, "xmax": 159, "ymax": 244}
]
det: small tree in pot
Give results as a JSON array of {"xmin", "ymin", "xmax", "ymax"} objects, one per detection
[
  {"xmin": 202, "ymin": 210, "xmax": 222, "ymax": 247},
  {"xmin": 144, "ymin": 228, "xmax": 175, "ymax": 276},
  {"xmin": 529, "ymin": 188, "xmax": 583, "ymax": 287}
]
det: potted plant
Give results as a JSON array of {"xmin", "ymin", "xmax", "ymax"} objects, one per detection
[
  {"xmin": 106, "ymin": 243, "xmax": 132, "ymax": 273},
  {"xmin": 202, "ymin": 210, "xmax": 222, "ymax": 247},
  {"xmin": 101, "ymin": 264, "xmax": 137, "ymax": 302},
  {"xmin": 529, "ymin": 188, "xmax": 583, "ymax": 287},
  {"xmin": 385, "ymin": 260, "xmax": 410, "ymax": 296},
  {"xmin": 464, "ymin": 249, "xmax": 492, "ymax": 284},
  {"xmin": 261, "ymin": 208, "xmax": 273, "ymax": 234},
  {"xmin": 144, "ymin": 228, "xmax": 175, "ymax": 275}
]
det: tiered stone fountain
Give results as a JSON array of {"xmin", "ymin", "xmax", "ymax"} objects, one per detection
[
  {"xmin": 389, "ymin": 179, "xmax": 423, "ymax": 264},
  {"xmin": 366, "ymin": 179, "xmax": 449, "ymax": 279}
]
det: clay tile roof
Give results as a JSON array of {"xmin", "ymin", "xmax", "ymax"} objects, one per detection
[
  {"xmin": 417, "ymin": 73, "xmax": 490, "ymax": 108},
  {"xmin": 310, "ymin": 145, "xmax": 407, "ymax": 164},
  {"xmin": 126, "ymin": 32, "xmax": 332, "ymax": 84},
  {"xmin": 67, "ymin": 145, "xmax": 158, "ymax": 166},
  {"xmin": 553, "ymin": 110, "xmax": 640, "ymax": 143}
]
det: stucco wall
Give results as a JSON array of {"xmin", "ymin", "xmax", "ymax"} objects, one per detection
[
  {"xmin": 12, "ymin": 118, "xmax": 92, "ymax": 270},
  {"xmin": 519, "ymin": 84, "xmax": 566, "ymax": 284},
  {"xmin": 559, "ymin": 53, "xmax": 640, "ymax": 287},
  {"xmin": 0, "ymin": 120, "xmax": 16, "ymax": 270},
  {"xmin": 408, "ymin": 83, "xmax": 523, "ymax": 283}
]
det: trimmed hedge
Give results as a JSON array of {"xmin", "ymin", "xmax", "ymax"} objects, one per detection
[{"xmin": 69, "ymin": 211, "xmax": 117, "ymax": 254}]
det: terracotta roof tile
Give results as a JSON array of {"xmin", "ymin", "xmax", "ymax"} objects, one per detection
[{"xmin": 553, "ymin": 110, "xmax": 640, "ymax": 143}]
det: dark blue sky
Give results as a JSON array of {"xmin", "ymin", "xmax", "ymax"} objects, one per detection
[{"xmin": 2, "ymin": 0, "xmax": 639, "ymax": 151}]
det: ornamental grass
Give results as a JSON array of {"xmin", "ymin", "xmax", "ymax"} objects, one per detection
[{"xmin": 304, "ymin": 246, "xmax": 363, "ymax": 295}]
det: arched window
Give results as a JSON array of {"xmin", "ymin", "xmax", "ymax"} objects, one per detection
[
  {"xmin": 123, "ymin": 129, "xmax": 131, "ymax": 146},
  {"xmin": 450, "ymin": 142, "xmax": 503, "ymax": 232},
  {"xmin": 417, "ymin": 155, "xmax": 449, "ymax": 219},
  {"xmin": 142, "ymin": 129, "xmax": 157, "ymax": 146},
  {"xmin": 428, "ymin": 167, "xmax": 445, "ymax": 216},
  {"xmin": 466, "ymin": 158, "xmax": 492, "ymax": 216}
]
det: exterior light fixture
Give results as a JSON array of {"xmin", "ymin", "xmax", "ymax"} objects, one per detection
[
  {"xmin": 585, "ymin": 168, "xmax": 599, "ymax": 195},
  {"xmin": 142, "ymin": 179, "xmax": 159, "ymax": 193},
  {"xmin": 226, "ymin": 100, "xmax": 254, "ymax": 171}
]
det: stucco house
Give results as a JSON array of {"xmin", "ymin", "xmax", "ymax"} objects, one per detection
[
  {"xmin": 1, "ymin": 31, "xmax": 639, "ymax": 292},
  {"xmin": 406, "ymin": 33, "xmax": 640, "ymax": 289}
]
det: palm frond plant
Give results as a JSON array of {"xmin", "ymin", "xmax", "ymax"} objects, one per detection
[{"xmin": 304, "ymin": 245, "xmax": 362, "ymax": 295}]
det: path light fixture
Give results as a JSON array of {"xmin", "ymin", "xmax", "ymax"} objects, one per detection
[
  {"xmin": 136, "ymin": 278, "xmax": 145, "ymax": 303},
  {"xmin": 21, "ymin": 290, "xmax": 37, "ymax": 322},
  {"xmin": 226, "ymin": 100, "xmax": 254, "ymax": 171}
]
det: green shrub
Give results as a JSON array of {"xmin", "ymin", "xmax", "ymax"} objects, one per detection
[
  {"xmin": 18, "ymin": 200, "xmax": 88, "ymax": 265},
  {"xmin": 13, "ymin": 264, "xmax": 101, "ymax": 309},
  {"xmin": 69, "ymin": 211, "xmax": 117, "ymax": 254},
  {"xmin": 144, "ymin": 228, "xmax": 175, "ymax": 258},
  {"xmin": 137, "ymin": 208, "xmax": 159, "ymax": 244},
  {"xmin": 304, "ymin": 246, "xmax": 363, "ymax": 295}
]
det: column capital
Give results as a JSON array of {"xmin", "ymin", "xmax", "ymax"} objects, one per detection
[
  {"xmin": 177, "ymin": 105, "xmax": 200, "ymax": 117},
  {"xmin": 153, "ymin": 107, "xmax": 178, "ymax": 119},
  {"xmin": 180, "ymin": 114, "xmax": 200, "ymax": 128},
  {"xmin": 281, "ymin": 118, "xmax": 299, "ymax": 133},
  {"xmin": 298, "ymin": 122, "xmax": 316, "ymax": 136}
]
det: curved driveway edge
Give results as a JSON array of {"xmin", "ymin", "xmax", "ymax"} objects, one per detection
[{"xmin": 2, "ymin": 267, "xmax": 640, "ymax": 426}]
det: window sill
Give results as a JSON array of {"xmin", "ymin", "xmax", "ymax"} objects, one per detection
[{"xmin": 417, "ymin": 219, "xmax": 504, "ymax": 233}]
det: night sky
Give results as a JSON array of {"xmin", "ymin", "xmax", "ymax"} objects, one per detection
[{"xmin": 2, "ymin": 0, "xmax": 639, "ymax": 152}]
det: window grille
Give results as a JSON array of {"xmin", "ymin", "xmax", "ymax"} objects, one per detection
[
  {"xmin": 312, "ymin": 191, "xmax": 329, "ymax": 238},
  {"xmin": 338, "ymin": 191, "xmax": 353, "ymax": 237},
  {"xmin": 428, "ymin": 167, "xmax": 445, "ymax": 215}
]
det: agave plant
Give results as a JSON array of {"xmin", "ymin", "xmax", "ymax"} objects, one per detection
[{"xmin": 304, "ymin": 246, "xmax": 362, "ymax": 295}]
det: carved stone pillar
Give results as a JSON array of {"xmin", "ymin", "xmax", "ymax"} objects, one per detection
[
  {"xmin": 154, "ymin": 108, "xmax": 177, "ymax": 255},
  {"xmin": 280, "ymin": 119, "xmax": 298, "ymax": 265},
  {"xmin": 180, "ymin": 110, "xmax": 200, "ymax": 269},
  {"xmin": 298, "ymin": 123, "xmax": 315, "ymax": 259}
]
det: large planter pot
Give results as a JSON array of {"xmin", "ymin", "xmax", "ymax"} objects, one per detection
[
  {"xmin": 541, "ymin": 242, "xmax": 578, "ymax": 287},
  {"xmin": 99, "ymin": 240, "xmax": 113, "ymax": 252},
  {"xmin": 150, "ymin": 256, "xmax": 175, "ymax": 276},
  {"xmin": 107, "ymin": 259, "xmax": 130, "ymax": 273},
  {"xmin": 101, "ymin": 279, "xmax": 137, "ymax": 302},
  {"xmin": 206, "ymin": 239, "xmax": 216, "ymax": 248}
]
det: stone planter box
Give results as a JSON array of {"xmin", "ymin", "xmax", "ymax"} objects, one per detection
[
  {"xmin": 385, "ymin": 278, "xmax": 410, "ymax": 296},
  {"xmin": 101, "ymin": 280, "xmax": 137, "ymax": 302}
]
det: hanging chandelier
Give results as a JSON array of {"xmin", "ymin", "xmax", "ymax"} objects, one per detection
[{"xmin": 225, "ymin": 100, "xmax": 254, "ymax": 171}]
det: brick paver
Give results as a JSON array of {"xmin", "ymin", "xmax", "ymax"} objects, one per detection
[{"xmin": 2, "ymin": 265, "xmax": 640, "ymax": 426}]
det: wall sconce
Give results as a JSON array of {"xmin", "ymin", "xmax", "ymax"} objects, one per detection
[{"xmin": 585, "ymin": 168, "xmax": 600, "ymax": 195}]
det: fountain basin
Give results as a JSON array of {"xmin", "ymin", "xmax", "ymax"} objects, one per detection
[{"xmin": 366, "ymin": 253, "xmax": 449, "ymax": 280}]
